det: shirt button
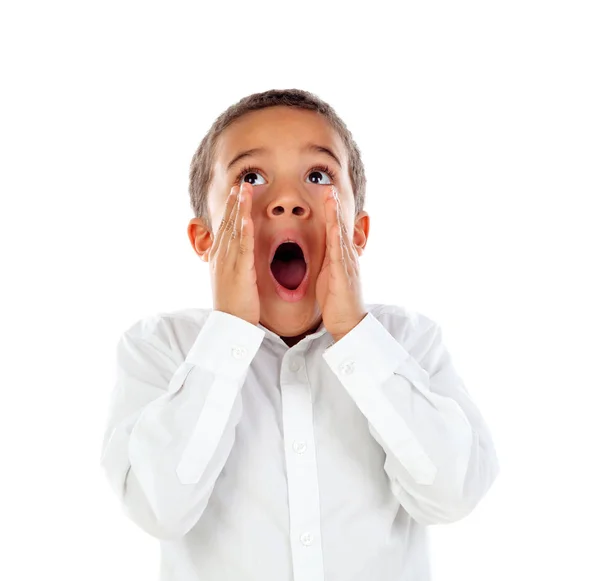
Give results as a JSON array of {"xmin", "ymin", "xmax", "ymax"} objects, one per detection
[
  {"xmin": 293, "ymin": 440, "xmax": 307, "ymax": 454},
  {"xmin": 300, "ymin": 532, "xmax": 313, "ymax": 546},
  {"xmin": 289, "ymin": 359, "xmax": 302, "ymax": 372},
  {"xmin": 340, "ymin": 360, "xmax": 355, "ymax": 374},
  {"xmin": 231, "ymin": 346, "xmax": 246, "ymax": 359}
]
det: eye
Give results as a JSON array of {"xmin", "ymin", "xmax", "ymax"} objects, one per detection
[
  {"xmin": 239, "ymin": 169, "xmax": 266, "ymax": 186},
  {"xmin": 307, "ymin": 169, "xmax": 333, "ymax": 185}
]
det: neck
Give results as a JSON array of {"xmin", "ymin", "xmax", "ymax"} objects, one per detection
[{"xmin": 280, "ymin": 319, "xmax": 323, "ymax": 348}]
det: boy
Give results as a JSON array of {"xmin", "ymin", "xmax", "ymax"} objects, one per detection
[{"xmin": 100, "ymin": 88, "xmax": 499, "ymax": 580}]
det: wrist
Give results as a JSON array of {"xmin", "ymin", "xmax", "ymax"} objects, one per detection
[{"xmin": 331, "ymin": 312, "xmax": 368, "ymax": 343}]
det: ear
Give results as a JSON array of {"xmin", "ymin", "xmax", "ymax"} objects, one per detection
[
  {"xmin": 352, "ymin": 211, "xmax": 370, "ymax": 256},
  {"xmin": 187, "ymin": 218, "xmax": 214, "ymax": 263}
]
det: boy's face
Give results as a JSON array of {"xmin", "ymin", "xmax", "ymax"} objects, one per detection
[{"xmin": 188, "ymin": 106, "xmax": 369, "ymax": 341}]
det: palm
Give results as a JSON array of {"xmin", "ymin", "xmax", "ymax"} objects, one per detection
[
  {"xmin": 315, "ymin": 258, "xmax": 329, "ymax": 315},
  {"xmin": 315, "ymin": 254, "xmax": 337, "ymax": 322}
]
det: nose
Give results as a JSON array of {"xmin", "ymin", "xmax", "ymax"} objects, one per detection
[{"xmin": 266, "ymin": 186, "xmax": 311, "ymax": 219}]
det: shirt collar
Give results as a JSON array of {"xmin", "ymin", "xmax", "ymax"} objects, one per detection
[{"xmin": 257, "ymin": 318, "xmax": 330, "ymax": 349}]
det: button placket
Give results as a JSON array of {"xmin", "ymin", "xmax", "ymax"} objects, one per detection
[
  {"xmin": 300, "ymin": 532, "xmax": 314, "ymax": 546},
  {"xmin": 280, "ymin": 347, "xmax": 324, "ymax": 577},
  {"xmin": 289, "ymin": 358, "xmax": 302, "ymax": 372},
  {"xmin": 292, "ymin": 440, "xmax": 307, "ymax": 454}
]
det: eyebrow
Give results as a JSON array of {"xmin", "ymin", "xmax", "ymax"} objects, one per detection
[{"xmin": 226, "ymin": 143, "xmax": 342, "ymax": 172}]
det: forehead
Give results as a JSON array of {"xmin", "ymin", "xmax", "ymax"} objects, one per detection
[{"xmin": 214, "ymin": 106, "xmax": 346, "ymax": 169}]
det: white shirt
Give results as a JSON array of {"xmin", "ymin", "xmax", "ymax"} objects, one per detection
[{"xmin": 100, "ymin": 303, "xmax": 499, "ymax": 581}]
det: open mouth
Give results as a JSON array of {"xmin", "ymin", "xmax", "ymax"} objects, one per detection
[{"xmin": 270, "ymin": 242, "xmax": 307, "ymax": 290}]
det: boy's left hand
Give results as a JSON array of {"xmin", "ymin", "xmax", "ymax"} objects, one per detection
[{"xmin": 316, "ymin": 186, "xmax": 368, "ymax": 343}]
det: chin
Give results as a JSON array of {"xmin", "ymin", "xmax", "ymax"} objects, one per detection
[{"xmin": 258, "ymin": 298, "xmax": 321, "ymax": 338}]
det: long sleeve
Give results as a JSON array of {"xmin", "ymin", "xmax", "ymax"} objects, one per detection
[
  {"xmin": 322, "ymin": 311, "xmax": 499, "ymax": 526},
  {"xmin": 100, "ymin": 310, "xmax": 265, "ymax": 540}
]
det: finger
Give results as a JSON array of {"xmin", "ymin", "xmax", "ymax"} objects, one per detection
[
  {"xmin": 209, "ymin": 186, "xmax": 239, "ymax": 261},
  {"xmin": 341, "ymin": 228, "xmax": 358, "ymax": 277},
  {"xmin": 332, "ymin": 188, "xmax": 352, "ymax": 273},
  {"xmin": 339, "ymin": 213, "xmax": 359, "ymax": 274},
  {"xmin": 325, "ymin": 189, "xmax": 346, "ymax": 275},
  {"xmin": 226, "ymin": 183, "xmax": 245, "ymax": 259},
  {"xmin": 237, "ymin": 187, "xmax": 255, "ymax": 270},
  {"xmin": 332, "ymin": 189, "xmax": 359, "ymax": 272}
]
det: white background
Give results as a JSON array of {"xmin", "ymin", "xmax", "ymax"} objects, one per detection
[{"xmin": 1, "ymin": 1, "xmax": 598, "ymax": 579}]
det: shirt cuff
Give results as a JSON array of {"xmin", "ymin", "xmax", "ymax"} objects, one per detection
[
  {"xmin": 323, "ymin": 312, "xmax": 410, "ymax": 383},
  {"xmin": 185, "ymin": 310, "xmax": 265, "ymax": 379}
]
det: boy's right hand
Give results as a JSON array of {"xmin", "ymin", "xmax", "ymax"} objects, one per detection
[{"xmin": 208, "ymin": 182, "xmax": 260, "ymax": 326}]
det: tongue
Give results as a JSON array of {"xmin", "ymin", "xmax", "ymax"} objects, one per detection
[{"xmin": 271, "ymin": 258, "xmax": 306, "ymax": 290}]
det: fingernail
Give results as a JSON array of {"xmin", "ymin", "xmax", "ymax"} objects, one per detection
[{"xmin": 329, "ymin": 186, "xmax": 336, "ymax": 199}]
